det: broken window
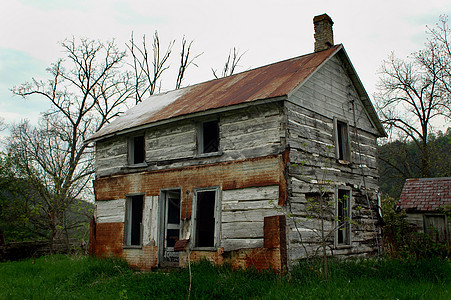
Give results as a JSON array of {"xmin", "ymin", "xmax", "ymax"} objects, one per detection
[
  {"xmin": 334, "ymin": 118, "xmax": 351, "ymax": 162},
  {"xmin": 193, "ymin": 188, "xmax": 219, "ymax": 248},
  {"xmin": 198, "ymin": 120, "xmax": 220, "ymax": 154},
  {"xmin": 336, "ymin": 189, "xmax": 351, "ymax": 246},
  {"xmin": 124, "ymin": 195, "xmax": 144, "ymax": 246},
  {"xmin": 129, "ymin": 135, "xmax": 145, "ymax": 165}
]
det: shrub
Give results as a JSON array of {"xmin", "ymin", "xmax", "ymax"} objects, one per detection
[{"xmin": 381, "ymin": 196, "xmax": 450, "ymax": 259}]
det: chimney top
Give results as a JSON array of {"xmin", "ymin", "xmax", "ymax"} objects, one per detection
[{"xmin": 313, "ymin": 13, "xmax": 334, "ymax": 52}]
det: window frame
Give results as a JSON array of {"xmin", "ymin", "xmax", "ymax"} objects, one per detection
[
  {"xmin": 128, "ymin": 134, "xmax": 147, "ymax": 167},
  {"xmin": 335, "ymin": 187, "xmax": 352, "ymax": 247},
  {"xmin": 333, "ymin": 117, "xmax": 351, "ymax": 162},
  {"xmin": 124, "ymin": 193, "xmax": 145, "ymax": 248},
  {"xmin": 191, "ymin": 186, "xmax": 221, "ymax": 250},
  {"xmin": 196, "ymin": 119, "xmax": 221, "ymax": 156}
]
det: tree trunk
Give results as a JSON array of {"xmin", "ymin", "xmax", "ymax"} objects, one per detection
[{"xmin": 421, "ymin": 138, "xmax": 431, "ymax": 178}]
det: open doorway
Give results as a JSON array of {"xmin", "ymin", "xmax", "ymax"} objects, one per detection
[{"xmin": 159, "ymin": 189, "xmax": 181, "ymax": 267}]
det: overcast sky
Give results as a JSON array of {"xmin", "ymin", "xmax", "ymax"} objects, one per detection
[{"xmin": 1, "ymin": 0, "xmax": 450, "ymax": 134}]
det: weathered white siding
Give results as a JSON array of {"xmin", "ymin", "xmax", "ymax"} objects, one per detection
[
  {"xmin": 221, "ymin": 185, "xmax": 280, "ymax": 251},
  {"xmin": 96, "ymin": 196, "xmax": 158, "ymax": 246},
  {"xmin": 95, "ymin": 102, "xmax": 284, "ymax": 178},
  {"xmin": 96, "ymin": 199, "xmax": 125, "ymax": 223},
  {"xmin": 143, "ymin": 196, "xmax": 159, "ymax": 245},
  {"xmin": 290, "ymin": 55, "xmax": 378, "ymax": 136},
  {"xmin": 95, "ymin": 138, "xmax": 128, "ymax": 178},
  {"xmin": 285, "ymin": 55, "xmax": 381, "ymax": 262}
]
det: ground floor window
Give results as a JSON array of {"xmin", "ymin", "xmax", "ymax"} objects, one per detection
[
  {"xmin": 193, "ymin": 188, "xmax": 219, "ymax": 248},
  {"xmin": 124, "ymin": 195, "xmax": 144, "ymax": 246},
  {"xmin": 336, "ymin": 189, "xmax": 351, "ymax": 246}
]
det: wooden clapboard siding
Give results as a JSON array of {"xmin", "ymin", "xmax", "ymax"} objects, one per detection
[
  {"xmin": 95, "ymin": 196, "xmax": 159, "ymax": 246},
  {"xmin": 95, "ymin": 102, "xmax": 284, "ymax": 178},
  {"xmin": 96, "ymin": 199, "xmax": 126, "ymax": 223},
  {"xmin": 221, "ymin": 185, "xmax": 280, "ymax": 251},
  {"xmin": 142, "ymin": 196, "xmax": 159, "ymax": 245},
  {"xmin": 289, "ymin": 56, "xmax": 377, "ymax": 136},
  {"xmin": 284, "ymin": 55, "xmax": 380, "ymax": 263},
  {"xmin": 95, "ymin": 137, "xmax": 128, "ymax": 177}
]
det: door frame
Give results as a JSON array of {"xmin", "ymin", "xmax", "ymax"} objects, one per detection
[{"xmin": 158, "ymin": 187, "xmax": 182, "ymax": 267}]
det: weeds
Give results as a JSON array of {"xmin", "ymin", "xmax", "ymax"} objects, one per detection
[{"xmin": 0, "ymin": 255, "xmax": 449, "ymax": 299}]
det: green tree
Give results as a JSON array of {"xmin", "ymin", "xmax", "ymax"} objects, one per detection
[
  {"xmin": 376, "ymin": 15, "xmax": 451, "ymax": 179},
  {"xmin": 379, "ymin": 128, "xmax": 451, "ymax": 198},
  {"xmin": 0, "ymin": 152, "xmax": 45, "ymax": 242}
]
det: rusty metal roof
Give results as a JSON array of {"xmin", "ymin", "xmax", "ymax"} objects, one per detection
[
  {"xmin": 88, "ymin": 45, "xmax": 362, "ymax": 142},
  {"xmin": 399, "ymin": 178, "xmax": 451, "ymax": 212}
]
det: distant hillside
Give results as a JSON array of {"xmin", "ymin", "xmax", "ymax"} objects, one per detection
[{"xmin": 378, "ymin": 128, "xmax": 451, "ymax": 198}]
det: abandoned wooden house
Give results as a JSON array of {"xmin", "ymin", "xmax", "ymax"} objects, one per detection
[
  {"xmin": 399, "ymin": 178, "xmax": 451, "ymax": 243},
  {"xmin": 87, "ymin": 14, "xmax": 387, "ymax": 270}
]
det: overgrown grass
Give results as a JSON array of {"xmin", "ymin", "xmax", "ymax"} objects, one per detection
[{"xmin": 0, "ymin": 255, "xmax": 449, "ymax": 299}]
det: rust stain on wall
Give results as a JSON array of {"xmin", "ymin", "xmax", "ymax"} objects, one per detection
[
  {"xmin": 278, "ymin": 148, "xmax": 290, "ymax": 206},
  {"xmin": 94, "ymin": 154, "xmax": 286, "ymax": 220},
  {"xmin": 92, "ymin": 154, "xmax": 288, "ymax": 270},
  {"xmin": 93, "ymin": 222, "xmax": 124, "ymax": 257},
  {"xmin": 123, "ymin": 246, "xmax": 159, "ymax": 270}
]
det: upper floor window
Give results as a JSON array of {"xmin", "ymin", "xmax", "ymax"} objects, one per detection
[
  {"xmin": 198, "ymin": 120, "xmax": 220, "ymax": 154},
  {"xmin": 129, "ymin": 135, "xmax": 146, "ymax": 165},
  {"xmin": 334, "ymin": 118, "xmax": 351, "ymax": 162}
]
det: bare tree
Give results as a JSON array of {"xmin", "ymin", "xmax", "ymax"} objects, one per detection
[
  {"xmin": 212, "ymin": 47, "xmax": 246, "ymax": 79},
  {"xmin": 422, "ymin": 15, "xmax": 451, "ymax": 113},
  {"xmin": 10, "ymin": 38, "xmax": 133, "ymax": 250},
  {"xmin": 376, "ymin": 16, "xmax": 451, "ymax": 178},
  {"xmin": 128, "ymin": 31, "xmax": 201, "ymax": 103},
  {"xmin": 128, "ymin": 31, "xmax": 174, "ymax": 104},
  {"xmin": 176, "ymin": 36, "xmax": 201, "ymax": 89}
]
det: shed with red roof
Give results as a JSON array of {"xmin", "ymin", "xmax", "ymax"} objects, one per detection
[{"xmin": 399, "ymin": 178, "xmax": 451, "ymax": 242}]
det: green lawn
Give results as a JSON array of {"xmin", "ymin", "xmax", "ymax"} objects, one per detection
[{"xmin": 0, "ymin": 255, "xmax": 449, "ymax": 299}]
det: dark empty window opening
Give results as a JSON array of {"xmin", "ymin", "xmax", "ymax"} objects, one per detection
[
  {"xmin": 335, "ymin": 119, "xmax": 351, "ymax": 161},
  {"xmin": 125, "ymin": 195, "xmax": 144, "ymax": 246},
  {"xmin": 195, "ymin": 190, "xmax": 216, "ymax": 247},
  {"xmin": 337, "ymin": 189, "xmax": 351, "ymax": 245},
  {"xmin": 132, "ymin": 135, "xmax": 145, "ymax": 164},
  {"xmin": 201, "ymin": 120, "xmax": 219, "ymax": 153}
]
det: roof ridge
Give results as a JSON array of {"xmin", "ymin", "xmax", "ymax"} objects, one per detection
[
  {"xmin": 406, "ymin": 177, "xmax": 451, "ymax": 181},
  {"xmin": 171, "ymin": 44, "xmax": 343, "ymax": 92}
]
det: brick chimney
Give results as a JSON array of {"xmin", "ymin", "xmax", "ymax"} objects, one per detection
[{"xmin": 313, "ymin": 14, "xmax": 334, "ymax": 52}]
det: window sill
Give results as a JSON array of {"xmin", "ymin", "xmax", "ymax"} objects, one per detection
[
  {"xmin": 195, "ymin": 150, "xmax": 223, "ymax": 159},
  {"xmin": 191, "ymin": 247, "xmax": 217, "ymax": 251},
  {"xmin": 123, "ymin": 245, "xmax": 142, "ymax": 249},
  {"xmin": 335, "ymin": 244, "xmax": 352, "ymax": 249},
  {"xmin": 125, "ymin": 162, "xmax": 148, "ymax": 169},
  {"xmin": 337, "ymin": 159, "xmax": 352, "ymax": 166}
]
